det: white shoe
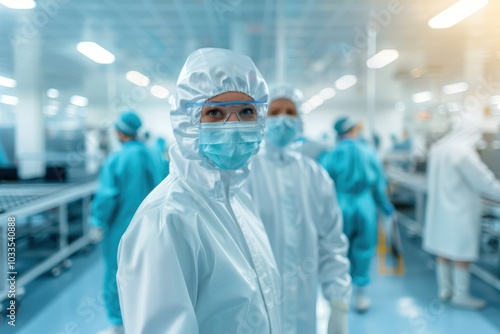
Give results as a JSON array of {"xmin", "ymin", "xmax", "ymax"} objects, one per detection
[
  {"xmin": 97, "ymin": 326, "xmax": 124, "ymax": 334},
  {"xmin": 356, "ymin": 294, "xmax": 371, "ymax": 312},
  {"xmin": 354, "ymin": 286, "xmax": 371, "ymax": 312},
  {"xmin": 450, "ymin": 267, "xmax": 486, "ymax": 310},
  {"xmin": 436, "ymin": 261, "xmax": 452, "ymax": 301}
]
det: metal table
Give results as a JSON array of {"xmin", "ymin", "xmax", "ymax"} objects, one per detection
[{"xmin": 0, "ymin": 178, "xmax": 97, "ymax": 306}]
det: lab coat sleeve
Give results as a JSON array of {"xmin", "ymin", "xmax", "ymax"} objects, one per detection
[
  {"xmin": 458, "ymin": 149, "xmax": 500, "ymax": 199},
  {"xmin": 316, "ymin": 168, "xmax": 352, "ymax": 303},
  {"xmin": 91, "ymin": 158, "xmax": 119, "ymax": 228},
  {"xmin": 117, "ymin": 207, "xmax": 200, "ymax": 334}
]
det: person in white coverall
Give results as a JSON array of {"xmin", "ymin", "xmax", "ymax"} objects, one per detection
[
  {"xmin": 423, "ymin": 114, "xmax": 500, "ymax": 309},
  {"xmin": 117, "ymin": 48, "xmax": 282, "ymax": 334},
  {"xmin": 245, "ymin": 86, "xmax": 352, "ymax": 334}
]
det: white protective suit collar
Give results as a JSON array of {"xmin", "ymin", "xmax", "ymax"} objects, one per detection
[
  {"xmin": 261, "ymin": 140, "xmax": 301, "ymax": 164},
  {"xmin": 169, "ymin": 48, "xmax": 269, "ymax": 200}
]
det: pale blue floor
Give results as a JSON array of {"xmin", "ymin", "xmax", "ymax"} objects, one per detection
[{"xmin": 1, "ymin": 230, "xmax": 499, "ymax": 334}]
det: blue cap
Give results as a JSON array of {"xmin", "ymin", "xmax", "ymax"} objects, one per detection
[
  {"xmin": 115, "ymin": 111, "xmax": 142, "ymax": 136},
  {"xmin": 334, "ymin": 116, "xmax": 356, "ymax": 136}
]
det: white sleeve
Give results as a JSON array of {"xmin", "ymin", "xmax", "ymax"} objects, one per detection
[
  {"xmin": 117, "ymin": 207, "xmax": 200, "ymax": 334},
  {"xmin": 315, "ymin": 167, "xmax": 352, "ymax": 303},
  {"xmin": 458, "ymin": 149, "xmax": 500, "ymax": 199}
]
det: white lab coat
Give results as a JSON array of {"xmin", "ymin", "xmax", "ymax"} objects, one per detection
[
  {"xmin": 424, "ymin": 122, "xmax": 500, "ymax": 261},
  {"xmin": 117, "ymin": 48, "xmax": 282, "ymax": 334},
  {"xmin": 245, "ymin": 143, "xmax": 351, "ymax": 334}
]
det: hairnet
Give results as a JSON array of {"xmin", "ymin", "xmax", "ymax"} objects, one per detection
[
  {"xmin": 269, "ymin": 85, "xmax": 304, "ymax": 115},
  {"xmin": 170, "ymin": 48, "xmax": 269, "ymax": 161},
  {"xmin": 334, "ymin": 116, "xmax": 356, "ymax": 137},
  {"xmin": 115, "ymin": 111, "xmax": 142, "ymax": 136}
]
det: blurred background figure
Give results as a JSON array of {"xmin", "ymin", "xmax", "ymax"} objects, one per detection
[
  {"xmin": 319, "ymin": 116, "xmax": 394, "ymax": 313},
  {"xmin": 142, "ymin": 130, "xmax": 170, "ymax": 180},
  {"xmin": 391, "ymin": 130, "xmax": 412, "ymax": 152},
  {"xmin": 245, "ymin": 86, "xmax": 351, "ymax": 334},
  {"xmin": 90, "ymin": 111, "xmax": 160, "ymax": 334},
  {"xmin": 423, "ymin": 114, "xmax": 500, "ymax": 310},
  {"xmin": 0, "ymin": 139, "xmax": 9, "ymax": 165}
]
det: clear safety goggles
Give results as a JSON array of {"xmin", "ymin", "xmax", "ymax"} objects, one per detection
[{"xmin": 187, "ymin": 100, "xmax": 267, "ymax": 126}]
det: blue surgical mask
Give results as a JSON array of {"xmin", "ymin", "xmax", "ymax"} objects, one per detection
[
  {"xmin": 265, "ymin": 115, "xmax": 302, "ymax": 147},
  {"xmin": 199, "ymin": 122, "xmax": 262, "ymax": 170}
]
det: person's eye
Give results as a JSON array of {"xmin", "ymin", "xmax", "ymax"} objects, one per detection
[
  {"xmin": 207, "ymin": 109, "xmax": 222, "ymax": 117},
  {"xmin": 240, "ymin": 107, "xmax": 255, "ymax": 116}
]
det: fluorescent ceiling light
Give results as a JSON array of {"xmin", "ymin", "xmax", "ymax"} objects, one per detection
[
  {"xmin": 308, "ymin": 95, "xmax": 324, "ymax": 108},
  {"xmin": 0, "ymin": 0, "xmax": 36, "ymax": 9},
  {"xmin": 151, "ymin": 85, "xmax": 170, "ymax": 99},
  {"xmin": 70, "ymin": 95, "xmax": 89, "ymax": 107},
  {"xmin": 77, "ymin": 42, "xmax": 115, "ymax": 64},
  {"xmin": 0, "ymin": 75, "xmax": 16, "ymax": 88},
  {"xmin": 335, "ymin": 75, "xmax": 357, "ymax": 90},
  {"xmin": 442, "ymin": 82, "xmax": 468, "ymax": 94},
  {"xmin": 47, "ymin": 88, "xmax": 59, "ymax": 99},
  {"xmin": 0, "ymin": 95, "xmax": 19, "ymax": 105},
  {"xmin": 366, "ymin": 49, "xmax": 399, "ymax": 69},
  {"xmin": 412, "ymin": 91, "xmax": 433, "ymax": 103},
  {"xmin": 319, "ymin": 87, "xmax": 336, "ymax": 99},
  {"xmin": 126, "ymin": 71, "xmax": 150, "ymax": 87},
  {"xmin": 429, "ymin": 0, "xmax": 489, "ymax": 29},
  {"xmin": 43, "ymin": 105, "xmax": 58, "ymax": 116},
  {"xmin": 490, "ymin": 95, "xmax": 500, "ymax": 104}
]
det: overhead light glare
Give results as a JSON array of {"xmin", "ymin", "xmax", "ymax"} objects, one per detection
[
  {"xmin": 442, "ymin": 82, "xmax": 469, "ymax": 94},
  {"xmin": 77, "ymin": 42, "xmax": 115, "ymax": 64},
  {"xmin": 489, "ymin": 95, "xmax": 500, "ymax": 105},
  {"xmin": 47, "ymin": 88, "xmax": 59, "ymax": 99},
  {"xmin": 0, "ymin": 75, "xmax": 16, "ymax": 88},
  {"xmin": 126, "ymin": 71, "xmax": 150, "ymax": 87},
  {"xmin": 0, "ymin": 0, "xmax": 36, "ymax": 9},
  {"xmin": 70, "ymin": 95, "xmax": 89, "ymax": 107},
  {"xmin": 150, "ymin": 85, "xmax": 170, "ymax": 99},
  {"xmin": 428, "ymin": 0, "xmax": 489, "ymax": 29},
  {"xmin": 366, "ymin": 49, "xmax": 399, "ymax": 69},
  {"xmin": 335, "ymin": 75, "xmax": 358, "ymax": 90},
  {"xmin": 0, "ymin": 95, "xmax": 19, "ymax": 105},
  {"xmin": 308, "ymin": 95, "xmax": 324, "ymax": 107},
  {"xmin": 412, "ymin": 91, "xmax": 433, "ymax": 103},
  {"xmin": 319, "ymin": 87, "xmax": 336, "ymax": 99}
]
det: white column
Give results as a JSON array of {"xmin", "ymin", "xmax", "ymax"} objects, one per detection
[{"xmin": 14, "ymin": 29, "xmax": 45, "ymax": 179}]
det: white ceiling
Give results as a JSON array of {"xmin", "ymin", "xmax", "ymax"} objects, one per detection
[{"xmin": 1, "ymin": 0, "xmax": 500, "ymax": 116}]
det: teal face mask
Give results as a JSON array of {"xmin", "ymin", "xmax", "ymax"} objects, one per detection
[
  {"xmin": 265, "ymin": 115, "xmax": 302, "ymax": 147},
  {"xmin": 199, "ymin": 122, "xmax": 262, "ymax": 170}
]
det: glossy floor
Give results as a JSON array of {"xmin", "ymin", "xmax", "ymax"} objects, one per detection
[{"xmin": 1, "ymin": 231, "xmax": 499, "ymax": 334}]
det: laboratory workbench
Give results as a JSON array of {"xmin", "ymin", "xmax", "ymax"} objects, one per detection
[{"xmin": 0, "ymin": 176, "xmax": 97, "ymax": 308}]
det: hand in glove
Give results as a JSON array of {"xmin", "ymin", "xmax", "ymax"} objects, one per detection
[
  {"xmin": 328, "ymin": 300, "xmax": 349, "ymax": 334},
  {"xmin": 89, "ymin": 226, "xmax": 104, "ymax": 243}
]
